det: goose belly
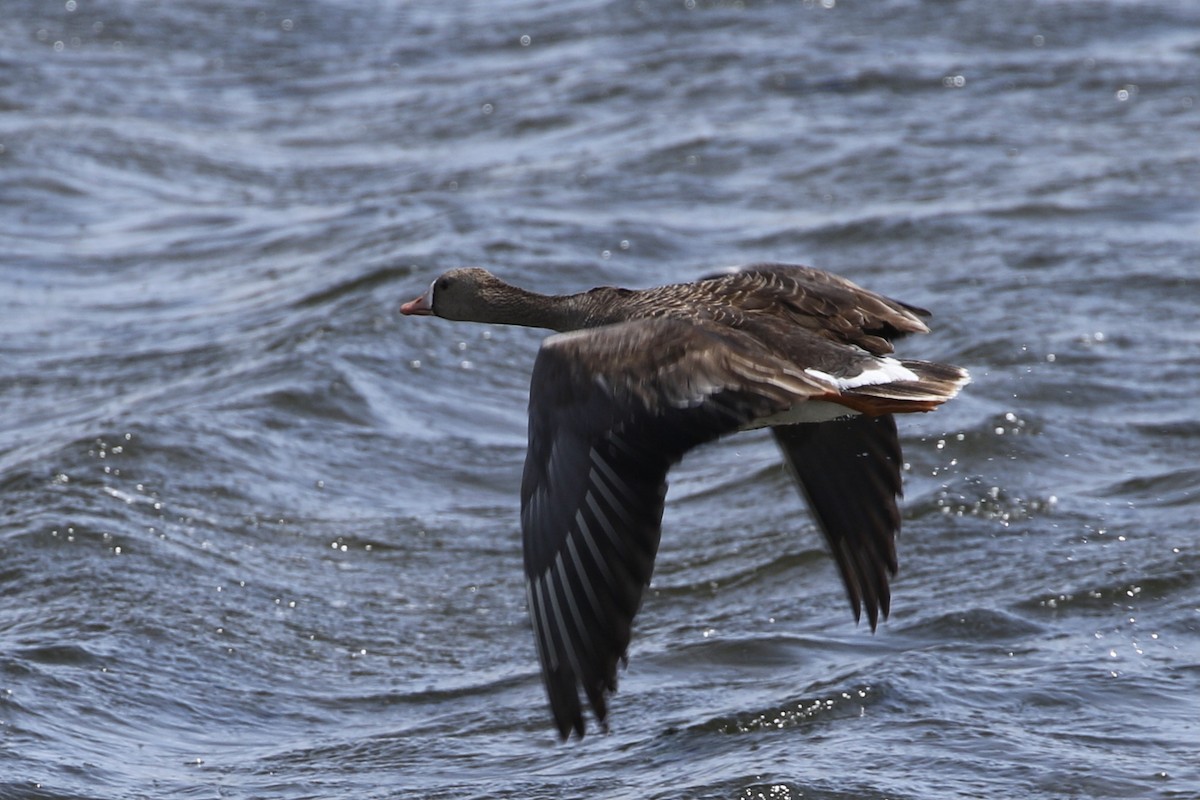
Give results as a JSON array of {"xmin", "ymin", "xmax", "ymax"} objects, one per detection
[{"xmin": 740, "ymin": 400, "xmax": 860, "ymax": 430}]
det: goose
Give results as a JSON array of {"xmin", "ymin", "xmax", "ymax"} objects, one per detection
[{"xmin": 400, "ymin": 263, "xmax": 968, "ymax": 739}]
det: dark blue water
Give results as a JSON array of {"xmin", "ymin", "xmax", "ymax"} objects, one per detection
[{"xmin": 3, "ymin": 1, "xmax": 1199, "ymax": 798}]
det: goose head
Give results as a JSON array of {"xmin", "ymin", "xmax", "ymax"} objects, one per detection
[
  {"xmin": 401, "ymin": 267, "xmax": 583, "ymax": 330},
  {"xmin": 400, "ymin": 267, "xmax": 519, "ymax": 322}
]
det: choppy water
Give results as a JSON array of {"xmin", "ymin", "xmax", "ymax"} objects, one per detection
[{"xmin": 3, "ymin": 1, "xmax": 1199, "ymax": 798}]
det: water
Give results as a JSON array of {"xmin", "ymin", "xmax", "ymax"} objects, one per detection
[{"xmin": 2, "ymin": 1, "xmax": 1199, "ymax": 797}]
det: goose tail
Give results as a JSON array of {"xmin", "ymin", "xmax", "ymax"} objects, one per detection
[{"xmin": 837, "ymin": 359, "xmax": 970, "ymax": 415}]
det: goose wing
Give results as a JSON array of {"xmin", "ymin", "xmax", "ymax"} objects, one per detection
[
  {"xmin": 521, "ymin": 318, "xmax": 827, "ymax": 739},
  {"xmin": 697, "ymin": 263, "xmax": 933, "ymax": 354},
  {"xmin": 771, "ymin": 414, "xmax": 903, "ymax": 631}
]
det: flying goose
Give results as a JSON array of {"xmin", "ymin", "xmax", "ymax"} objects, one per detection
[{"xmin": 400, "ymin": 263, "xmax": 968, "ymax": 739}]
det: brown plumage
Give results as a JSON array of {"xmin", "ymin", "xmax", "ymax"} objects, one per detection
[{"xmin": 400, "ymin": 262, "xmax": 969, "ymax": 740}]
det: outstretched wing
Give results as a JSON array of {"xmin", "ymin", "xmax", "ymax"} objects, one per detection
[
  {"xmin": 771, "ymin": 414, "xmax": 902, "ymax": 630},
  {"xmin": 521, "ymin": 318, "xmax": 826, "ymax": 739}
]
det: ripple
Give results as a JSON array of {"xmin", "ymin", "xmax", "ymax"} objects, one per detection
[
  {"xmin": 899, "ymin": 608, "xmax": 1046, "ymax": 641},
  {"xmin": 703, "ymin": 683, "xmax": 882, "ymax": 736},
  {"xmin": 1092, "ymin": 467, "xmax": 1200, "ymax": 508},
  {"xmin": 14, "ymin": 644, "xmax": 99, "ymax": 668}
]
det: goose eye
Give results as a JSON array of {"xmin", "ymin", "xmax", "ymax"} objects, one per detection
[{"xmin": 437, "ymin": 276, "xmax": 455, "ymax": 292}]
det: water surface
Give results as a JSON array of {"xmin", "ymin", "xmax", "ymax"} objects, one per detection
[{"xmin": 2, "ymin": 1, "xmax": 1199, "ymax": 798}]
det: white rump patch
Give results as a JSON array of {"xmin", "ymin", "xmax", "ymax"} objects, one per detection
[{"xmin": 805, "ymin": 357, "xmax": 919, "ymax": 390}]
